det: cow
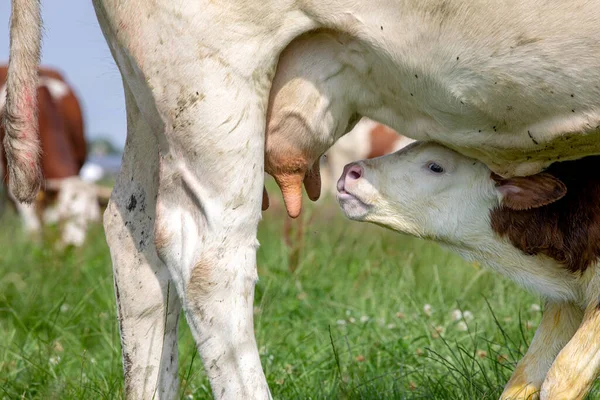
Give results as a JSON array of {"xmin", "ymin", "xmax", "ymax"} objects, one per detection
[
  {"xmin": 0, "ymin": 65, "xmax": 100, "ymax": 246},
  {"xmin": 4, "ymin": 1, "xmax": 600, "ymax": 399},
  {"xmin": 320, "ymin": 118, "xmax": 413, "ymax": 196},
  {"xmin": 337, "ymin": 142, "xmax": 600, "ymax": 399}
]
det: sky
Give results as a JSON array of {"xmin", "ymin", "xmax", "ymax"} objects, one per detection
[{"xmin": 1, "ymin": 2, "xmax": 126, "ymax": 149}]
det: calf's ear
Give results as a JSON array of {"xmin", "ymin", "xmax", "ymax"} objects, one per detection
[{"xmin": 491, "ymin": 172, "xmax": 567, "ymax": 210}]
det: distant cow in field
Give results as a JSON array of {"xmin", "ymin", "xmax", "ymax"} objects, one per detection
[
  {"xmin": 0, "ymin": 65, "xmax": 100, "ymax": 246},
  {"xmin": 337, "ymin": 142, "xmax": 600, "ymax": 399},
  {"xmin": 320, "ymin": 118, "xmax": 413, "ymax": 196}
]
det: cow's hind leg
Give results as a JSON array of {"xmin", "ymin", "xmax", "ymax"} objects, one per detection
[
  {"xmin": 153, "ymin": 69, "xmax": 271, "ymax": 399},
  {"xmin": 104, "ymin": 84, "xmax": 181, "ymax": 399}
]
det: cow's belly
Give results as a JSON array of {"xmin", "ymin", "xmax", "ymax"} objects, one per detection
[
  {"xmin": 351, "ymin": 38, "xmax": 600, "ymax": 176},
  {"xmin": 377, "ymin": 102, "xmax": 600, "ymax": 177},
  {"xmin": 379, "ymin": 109, "xmax": 600, "ymax": 177},
  {"xmin": 93, "ymin": 0, "xmax": 600, "ymax": 178}
]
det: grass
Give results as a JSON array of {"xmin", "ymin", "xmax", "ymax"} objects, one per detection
[{"xmin": 0, "ymin": 192, "xmax": 597, "ymax": 399}]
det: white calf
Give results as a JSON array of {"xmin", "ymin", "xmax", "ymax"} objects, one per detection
[{"xmin": 337, "ymin": 142, "xmax": 600, "ymax": 399}]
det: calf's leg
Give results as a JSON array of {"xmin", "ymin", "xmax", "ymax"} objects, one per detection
[
  {"xmin": 501, "ymin": 301, "xmax": 582, "ymax": 400},
  {"xmin": 540, "ymin": 302, "xmax": 600, "ymax": 399}
]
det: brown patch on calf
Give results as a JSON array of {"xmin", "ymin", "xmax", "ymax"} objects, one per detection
[
  {"xmin": 491, "ymin": 156, "xmax": 600, "ymax": 273},
  {"xmin": 367, "ymin": 124, "xmax": 401, "ymax": 159}
]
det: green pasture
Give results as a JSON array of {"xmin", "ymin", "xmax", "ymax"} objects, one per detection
[{"xmin": 0, "ymin": 191, "xmax": 595, "ymax": 399}]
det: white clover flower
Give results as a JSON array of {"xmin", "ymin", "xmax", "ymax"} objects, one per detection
[
  {"xmin": 387, "ymin": 323, "xmax": 396, "ymax": 329},
  {"xmin": 423, "ymin": 304, "xmax": 433, "ymax": 317},
  {"xmin": 450, "ymin": 309, "xmax": 463, "ymax": 321},
  {"xmin": 49, "ymin": 356, "xmax": 61, "ymax": 365},
  {"xmin": 336, "ymin": 319, "xmax": 347, "ymax": 326},
  {"xmin": 463, "ymin": 311, "xmax": 474, "ymax": 322},
  {"xmin": 360, "ymin": 315, "xmax": 369, "ymax": 323},
  {"xmin": 529, "ymin": 304, "xmax": 541, "ymax": 312},
  {"xmin": 456, "ymin": 321, "xmax": 468, "ymax": 331},
  {"xmin": 60, "ymin": 304, "xmax": 70, "ymax": 313},
  {"xmin": 348, "ymin": 317, "xmax": 356, "ymax": 323}
]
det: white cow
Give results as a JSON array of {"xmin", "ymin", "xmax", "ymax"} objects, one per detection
[
  {"xmin": 4, "ymin": 0, "xmax": 600, "ymax": 399},
  {"xmin": 337, "ymin": 142, "xmax": 600, "ymax": 399}
]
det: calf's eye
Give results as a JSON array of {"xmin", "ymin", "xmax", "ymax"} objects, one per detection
[{"xmin": 428, "ymin": 162, "xmax": 444, "ymax": 174}]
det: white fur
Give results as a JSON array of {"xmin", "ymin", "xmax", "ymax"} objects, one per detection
[
  {"xmin": 8, "ymin": 188, "xmax": 41, "ymax": 233},
  {"xmin": 39, "ymin": 77, "xmax": 69, "ymax": 100},
  {"xmin": 8, "ymin": 0, "xmax": 600, "ymax": 398},
  {"xmin": 45, "ymin": 177, "xmax": 101, "ymax": 247},
  {"xmin": 336, "ymin": 142, "xmax": 600, "ymax": 398},
  {"xmin": 321, "ymin": 119, "xmax": 413, "ymax": 196}
]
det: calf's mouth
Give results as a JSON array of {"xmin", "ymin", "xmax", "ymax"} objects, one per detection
[{"xmin": 336, "ymin": 162, "xmax": 373, "ymax": 220}]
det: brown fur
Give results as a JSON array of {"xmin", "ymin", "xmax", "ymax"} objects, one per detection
[
  {"xmin": 367, "ymin": 124, "xmax": 400, "ymax": 159},
  {"xmin": 490, "ymin": 156, "xmax": 600, "ymax": 273},
  {"xmin": 492, "ymin": 172, "xmax": 567, "ymax": 210}
]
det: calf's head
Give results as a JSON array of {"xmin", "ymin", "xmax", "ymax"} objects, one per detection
[{"xmin": 337, "ymin": 142, "xmax": 567, "ymax": 246}]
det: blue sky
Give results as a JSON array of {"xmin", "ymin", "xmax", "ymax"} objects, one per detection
[{"xmin": 1, "ymin": 2, "xmax": 126, "ymax": 149}]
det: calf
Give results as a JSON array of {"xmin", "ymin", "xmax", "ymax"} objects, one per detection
[
  {"xmin": 337, "ymin": 142, "xmax": 600, "ymax": 399},
  {"xmin": 0, "ymin": 66, "xmax": 100, "ymax": 246},
  {"xmin": 320, "ymin": 118, "xmax": 413, "ymax": 196}
]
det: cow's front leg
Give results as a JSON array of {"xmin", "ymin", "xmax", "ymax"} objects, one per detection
[
  {"xmin": 105, "ymin": 84, "xmax": 181, "ymax": 399},
  {"xmin": 501, "ymin": 301, "xmax": 582, "ymax": 400},
  {"xmin": 153, "ymin": 69, "xmax": 272, "ymax": 399},
  {"xmin": 540, "ymin": 302, "xmax": 600, "ymax": 399}
]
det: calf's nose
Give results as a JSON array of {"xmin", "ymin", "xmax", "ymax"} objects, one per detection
[
  {"xmin": 346, "ymin": 163, "xmax": 363, "ymax": 180},
  {"xmin": 337, "ymin": 162, "xmax": 363, "ymax": 193}
]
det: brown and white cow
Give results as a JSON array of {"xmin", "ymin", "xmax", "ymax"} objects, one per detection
[
  {"xmin": 5, "ymin": 1, "xmax": 600, "ymax": 399},
  {"xmin": 337, "ymin": 142, "xmax": 600, "ymax": 399},
  {"xmin": 320, "ymin": 118, "xmax": 413, "ymax": 196},
  {"xmin": 0, "ymin": 65, "xmax": 100, "ymax": 246}
]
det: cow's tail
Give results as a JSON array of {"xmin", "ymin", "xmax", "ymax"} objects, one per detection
[{"xmin": 2, "ymin": 0, "xmax": 42, "ymax": 203}]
